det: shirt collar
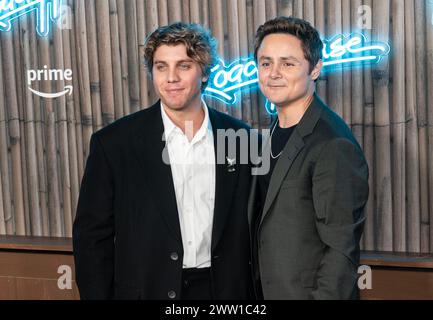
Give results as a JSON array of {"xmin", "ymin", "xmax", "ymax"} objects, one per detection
[{"xmin": 160, "ymin": 99, "xmax": 212, "ymax": 144}]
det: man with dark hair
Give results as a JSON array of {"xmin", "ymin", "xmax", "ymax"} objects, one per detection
[
  {"xmin": 248, "ymin": 16, "xmax": 369, "ymax": 299},
  {"xmin": 73, "ymin": 22, "xmax": 254, "ymax": 300}
]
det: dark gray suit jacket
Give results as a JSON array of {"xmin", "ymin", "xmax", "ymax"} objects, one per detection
[{"xmin": 248, "ymin": 94, "xmax": 369, "ymax": 300}]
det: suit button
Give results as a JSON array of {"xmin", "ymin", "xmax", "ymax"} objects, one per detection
[
  {"xmin": 170, "ymin": 252, "xmax": 179, "ymax": 261},
  {"xmin": 168, "ymin": 290, "xmax": 176, "ymax": 299}
]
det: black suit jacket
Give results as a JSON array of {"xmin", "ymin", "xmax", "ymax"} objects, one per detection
[
  {"xmin": 248, "ymin": 94, "xmax": 369, "ymax": 299},
  {"xmin": 73, "ymin": 101, "xmax": 254, "ymax": 300}
]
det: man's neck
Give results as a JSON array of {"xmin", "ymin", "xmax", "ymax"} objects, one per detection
[
  {"xmin": 276, "ymin": 91, "xmax": 315, "ymax": 128},
  {"xmin": 163, "ymin": 97, "xmax": 205, "ymax": 141}
]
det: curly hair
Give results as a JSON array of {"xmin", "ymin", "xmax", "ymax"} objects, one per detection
[
  {"xmin": 254, "ymin": 16, "xmax": 323, "ymax": 73},
  {"xmin": 144, "ymin": 22, "xmax": 218, "ymax": 90}
]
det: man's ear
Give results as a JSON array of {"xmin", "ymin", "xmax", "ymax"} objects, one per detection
[
  {"xmin": 202, "ymin": 74, "xmax": 209, "ymax": 83},
  {"xmin": 311, "ymin": 59, "xmax": 323, "ymax": 81}
]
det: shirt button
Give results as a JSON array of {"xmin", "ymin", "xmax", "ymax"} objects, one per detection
[
  {"xmin": 188, "ymin": 241, "xmax": 192, "ymax": 246},
  {"xmin": 170, "ymin": 252, "xmax": 179, "ymax": 261},
  {"xmin": 168, "ymin": 290, "xmax": 176, "ymax": 299}
]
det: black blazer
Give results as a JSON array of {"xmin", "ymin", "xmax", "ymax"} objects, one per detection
[
  {"xmin": 248, "ymin": 94, "xmax": 369, "ymax": 299},
  {"xmin": 73, "ymin": 101, "xmax": 254, "ymax": 300}
]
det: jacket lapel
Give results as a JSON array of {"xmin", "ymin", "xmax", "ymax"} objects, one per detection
[
  {"xmin": 131, "ymin": 101, "xmax": 182, "ymax": 243},
  {"xmin": 208, "ymin": 108, "xmax": 239, "ymax": 251},
  {"xmin": 259, "ymin": 94, "xmax": 324, "ymax": 227}
]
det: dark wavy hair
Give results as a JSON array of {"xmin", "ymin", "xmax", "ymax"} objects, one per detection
[
  {"xmin": 254, "ymin": 16, "xmax": 323, "ymax": 73},
  {"xmin": 144, "ymin": 22, "xmax": 218, "ymax": 90}
]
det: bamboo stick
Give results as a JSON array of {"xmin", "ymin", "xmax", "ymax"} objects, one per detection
[
  {"xmin": 146, "ymin": 0, "xmax": 159, "ymax": 36},
  {"xmin": 201, "ymin": 0, "xmax": 213, "ymax": 111},
  {"xmin": 168, "ymin": 0, "xmax": 182, "ymax": 23},
  {"xmin": 20, "ymin": 14, "xmax": 43, "ymax": 236},
  {"xmin": 158, "ymin": 0, "xmax": 169, "ymax": 26},
  {"xmin": 426, "ymin": 0, "xmax": 433, "ymax": 253},
  {"xmin": 52, "ymin": 23, "xmax": 73, "ymax": 237},
  {"xmin": 266, "ymin": 0, "xmax": 278, "ymax": 18},
  {"xmin": 202, "ymin": 0, "xmax": 209, "ymax": 28},
  {"xmin": 315, "ymin": 0, "xmax": 327, "ymax": 103},
  {"xmin": 0, "ymin": 169, "xmax": 4, "ymax": 234},
  {"xmin": 67, "ymin": 0, "xmax": 84, "ymax": 196},
  {"xmin": 341, "ymin": 0, "xmax": 351, "ymax": 126},
  {"xmin": 75, "ymin": 0, "xmax": 94, "ymax": 161},
  {"xmin": 145, "ymin": 0, "xmax": 158, "ymax": 104},
  {"xmin": 125, "ymin": 0, "xmax": 141, "ymax": 113},
  {"xmin": 29, "ymin": 13, "xmax": 50, "ymax": 236},
  {"xmin": 404, "ymin": 0, "xmax": 420, "ymax": 253},
  {"xmin": 293, "ymin": 0, "xmax": 303, "ymax": 17},
  {"xmin": 116, "ymin": 0, "xmax": 131, "ymax": 114},
  {"xmin": 372, "ymin": 0, "xmax": 393, "ymax": 251},
  {"xmin": 246, "ymin": 0, "xmax": 260, "ymax": 128},
  {"xmin": 210, "ymin": 0, "xmax": 227, "ymax": 114},
  {"xmin": 391, "ymin": 0, "xmax": 406, "ymax": 252},
  {"xmin": 61, "ymin": 6, "xmax": 80, "ymax": 228},
  {"xmin": 326, "ymin": 0, "xmax": 343, "ymax": 116},
  {"xmin": 278, "ymin": 0, "xmax": 293, "ymax": 17},
  {"xmin": 227, "ymin": 0, "xmax": 242, "ymax": 119},
  {"xmin": 238, "ymin": 0, "xmax": 253, "ymax": 126},
  {"xmin": 303, "ymin": 0, "xmax": 314, "ymax": 24},
  {"xmin": 362, "ymin": 42, "xmax": 375, "ymax": 252},
  {"xmin": 136, "ymin": 0, "xmax": 151, "ymax": 109},
  {"xmin": 190, "ymin": 0, "xmax": 201, "ymax": 23},
  {"xmin": 96, "ymin": 0, "xmax": 116, "ymax": 125},
  {"xmin": 1, "ymin": 34, "xmax": 26, "ymax": 235},
  {"xmin": 109, "ymin": 0, "xmax": 125, "ymax": 119},
  {"xmin": 351, "ymin": 0, "xmax": 363, "ymax": 147},
  {"xmin": 85, "ymin": 1, "xmax": 103, "ymax": 130},
  {"xmin": 182, "ymin": 0, "xmax": 190, "ymax": 21},
  {"xmin": 415, "ymin": 0, "xmax": 429, "ymax": 253},
  {"xmin": 253, "ymin": 0, "xmax": 271, "ymax": 129},
  {"xmin": 37, "ymin": 34, "xmax": 63, "ymax": 237},
  {"xmin": 0, "ymin": 40, "xmax": 8, "ymax": 235},
  {"xmin": 14, "ymin": 22, "xmax": 31, "ymax": 235},
  {"xmin": 359, "ymin": 0, "xmax": 374, "ymax": 250},
  {"xmin": 360, "ymin": 0, "xmax": 373, "ymax": 250}
]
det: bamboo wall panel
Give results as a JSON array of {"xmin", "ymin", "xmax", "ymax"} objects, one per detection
[{"xmin": 0, "ymin": 0, "xmax": 432, "ymax": 255}]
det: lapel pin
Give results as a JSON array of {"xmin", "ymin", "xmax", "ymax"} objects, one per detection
[{"xmin": 226, "ymin": 157, "xmax": 236, "ymax": 172}]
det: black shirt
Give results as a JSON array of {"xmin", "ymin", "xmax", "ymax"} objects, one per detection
[{"xmin": 258, "ymin": 121, "xmax": 297, "ymax": 209}]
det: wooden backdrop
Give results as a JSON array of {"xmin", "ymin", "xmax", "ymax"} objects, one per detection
[{"xmin": 0, "ymin": 0, "xmax": 432, "ymax": 254}]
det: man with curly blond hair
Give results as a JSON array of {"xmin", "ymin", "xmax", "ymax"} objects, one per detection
[{"xmin": 73, "ymin": 22, "xmax": 254, "ymax": 300}]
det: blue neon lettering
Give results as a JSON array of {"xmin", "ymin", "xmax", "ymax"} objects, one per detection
[
  {"xmin": 0, "ymin": 0, "xmax": 62, "ymax": 37},
  {"xmin": 204, "ymin": 58, "xmax": 260, "ymax": 104},
  {"xmin": 322, "ymin": 33, "xmax": 389, "ymax": 65}
]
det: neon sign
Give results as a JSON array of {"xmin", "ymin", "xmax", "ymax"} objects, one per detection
[
  {"xmin": 322, "ymin": 33, "xmax": 390, "ymax": 67},
  {"xmin": 204, "ymin": 58, "xmax": 258, "ymax": 105},
  {"xmin": 0, "ymin": 0, "xmax": 62, "ymax": 37},
  {"xmin": 204, "ymin": 33, "xmax": 390, "ymax": 114}
]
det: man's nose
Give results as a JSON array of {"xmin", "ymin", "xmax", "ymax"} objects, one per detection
[
  {"xmin": 167, "ymin": 68, "xmax": 180, "ymax": 83},
  {"xmin": 269, "ymin": 65, "xmax": 282, "ymax": 79}
]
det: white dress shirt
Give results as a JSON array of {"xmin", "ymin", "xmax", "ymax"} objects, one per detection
[{"xmin": 161, "ymin": 101, "xmax": 216, "ymax": 268}]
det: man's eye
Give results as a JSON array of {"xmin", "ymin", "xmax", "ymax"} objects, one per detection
[
  {"xmin": 261, "ymin": 62, "xmax": 270, "ymax": 67},
  {"xmin": 283, "ymin": 63, "xmax": 295, "ymax": 67},
  {"xmin": 156, "ymin": 65, "xmax": 166, "ymax": 71},
  {"xmin": 179, "ymin": 64, "xmax": 191, "ymax": 69}
]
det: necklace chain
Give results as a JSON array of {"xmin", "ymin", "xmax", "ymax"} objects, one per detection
[{"xmin": 270, "ymin": 119, "xmax": 282, "ymax": 159}]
